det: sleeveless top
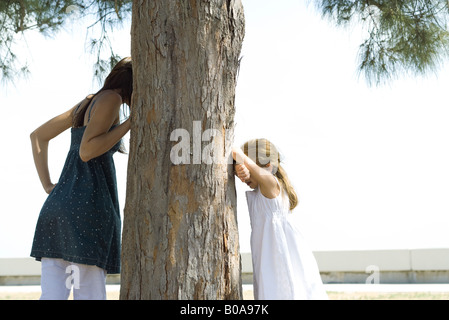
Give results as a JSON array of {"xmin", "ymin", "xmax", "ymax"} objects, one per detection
[
  {"xmin": 246, "ymin": 177, "xmax": 328, "ymax": 300},
  {"xmin": 30, "ymin": 101, "xmax": 122, "ymax": 274}
]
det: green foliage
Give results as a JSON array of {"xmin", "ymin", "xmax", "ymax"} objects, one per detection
[
  {"xmin": 314, "ymin": 0, "xmax": 449, "ymax": 85},
  {"xmin": 0, "ymin": 0, "xmax": 131, "ymax": 84},
  {"xmin": 6, "ymin": 0, "xmax": 448, "ymax": 86}
]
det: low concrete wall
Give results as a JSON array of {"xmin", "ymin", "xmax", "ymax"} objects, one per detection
[
  {"xmin": 314, "ymin": 249, "xmax": 449, "ymax": 284},
  {"xmin": 0, "ymin": 258, "xmax": 120, "ymax": 286},
  {"xmin": 0, "ymin": 258, "xmax": 42, "ymax": 286},
  {"xmin": 2, "ymin": 249, "xmax": 449, "ymax": 285}
]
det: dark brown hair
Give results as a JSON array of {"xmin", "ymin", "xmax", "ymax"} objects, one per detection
[{"xmin": 72, "ymin": 57, "xmax": 132, "ymax": 128}]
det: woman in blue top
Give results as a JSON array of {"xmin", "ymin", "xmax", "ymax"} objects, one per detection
[{"xmin": 30, "ymin": 57, "xmax": 132, "ymax": 300}]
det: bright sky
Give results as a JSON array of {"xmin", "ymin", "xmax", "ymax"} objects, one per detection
[{"xmin": 1, "ymin": 0, "xmax": 449, "ymax": 258}]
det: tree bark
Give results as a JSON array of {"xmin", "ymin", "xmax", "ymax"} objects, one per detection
[{"xmin": 120, "ymin": 0, "xmax": 245, "ymax": 299}]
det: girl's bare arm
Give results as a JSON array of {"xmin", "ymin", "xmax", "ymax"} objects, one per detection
[{"xmin": 232, "ymin": 147, "xmax": 280, "ymax": 199}]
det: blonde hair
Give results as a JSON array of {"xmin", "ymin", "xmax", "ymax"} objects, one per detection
[{"xmin": 242, "ymin": 138, "xmax": 298, "ymax": 211}]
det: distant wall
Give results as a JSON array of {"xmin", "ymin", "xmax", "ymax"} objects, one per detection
[
  {"xmin": 314, "ymin": 249, "xmax": 449, "ymax": 284},
  {"xmin": 2, "ymin": 249, "xmax": 449, "ymax": 285}
]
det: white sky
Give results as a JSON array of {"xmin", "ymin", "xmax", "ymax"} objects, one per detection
[{"xmin": 1, "ymin": 0, "xmax": 449, "ymax": 258}]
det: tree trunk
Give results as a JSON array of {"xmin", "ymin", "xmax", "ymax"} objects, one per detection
[{"xmin": 120, "ymin": 0, "xmax": 245, "ymax": 300}]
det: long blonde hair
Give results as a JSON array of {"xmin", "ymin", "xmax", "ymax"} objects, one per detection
[{"xmin": 242, "ymin": 139, "xmax": 298, "ymax": 211}]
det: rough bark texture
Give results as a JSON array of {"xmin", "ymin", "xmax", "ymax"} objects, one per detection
[{"xmin": 120, "ymin": 0, "xmax": 245, "ymax": 299}]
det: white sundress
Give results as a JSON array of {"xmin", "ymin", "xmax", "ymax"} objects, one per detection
[{"xmin": 245, "ymin": 178, "xmax": 328, "ymax": 300}]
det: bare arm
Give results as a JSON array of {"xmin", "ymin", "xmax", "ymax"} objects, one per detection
[
  {"xmin": 232, "ymin": 147, "xmax": 280, "ymax": 199},
  {"xmin": 30, "ymin": 106, "xmax": 76, "ymax": 193},
  {"xmin": 79, "ymin": 91, "xmax": 130, "ymax": 162}
]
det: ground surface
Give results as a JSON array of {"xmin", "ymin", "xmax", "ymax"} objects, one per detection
[{"xmin": 2, "ymin": 284, "xmax": 449, "ymax": 300}]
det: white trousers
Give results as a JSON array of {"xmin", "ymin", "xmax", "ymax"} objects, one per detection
[{"xmin": 40, "ymin": 258, "xmax": 107, "ymax": 300}]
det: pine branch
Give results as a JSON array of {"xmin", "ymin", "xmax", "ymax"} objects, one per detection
[
  {"xmin": 314, "ymin": 0, "xmax": 449, "ymax": 86},
  {"xmin": 0, "ymin": 0, "xmax": 131, "ymax": 85}
]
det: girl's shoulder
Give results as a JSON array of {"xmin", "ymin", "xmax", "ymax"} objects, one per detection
[{"xmin": 259, "ymin": 175, "xmax": 281, "ymax": 199}]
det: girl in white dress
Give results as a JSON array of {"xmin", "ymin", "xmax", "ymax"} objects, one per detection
[{"xmin": 232, "ymin": 139, "xmax": 328, "ymax": 300}]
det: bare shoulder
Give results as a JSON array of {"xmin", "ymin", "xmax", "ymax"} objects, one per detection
[
  {"xmin": 259, "ymin": 175, "xmax": 281, "ymax": 199},
  {"xmin": 85, "ymin": 90, "xmax": 122, "ymax": 127},
  {"xmin": 96, "ymin": 90, "xmax": 122, "ymax": 106}
]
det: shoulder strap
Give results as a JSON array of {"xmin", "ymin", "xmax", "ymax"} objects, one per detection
[
  {"xmin": 73, "ymin": 102, "xmax": 83, "ymax": 116},
  {"xmin": 86, "ymin": 99, "xmax": 97, "ymax": 123}
]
